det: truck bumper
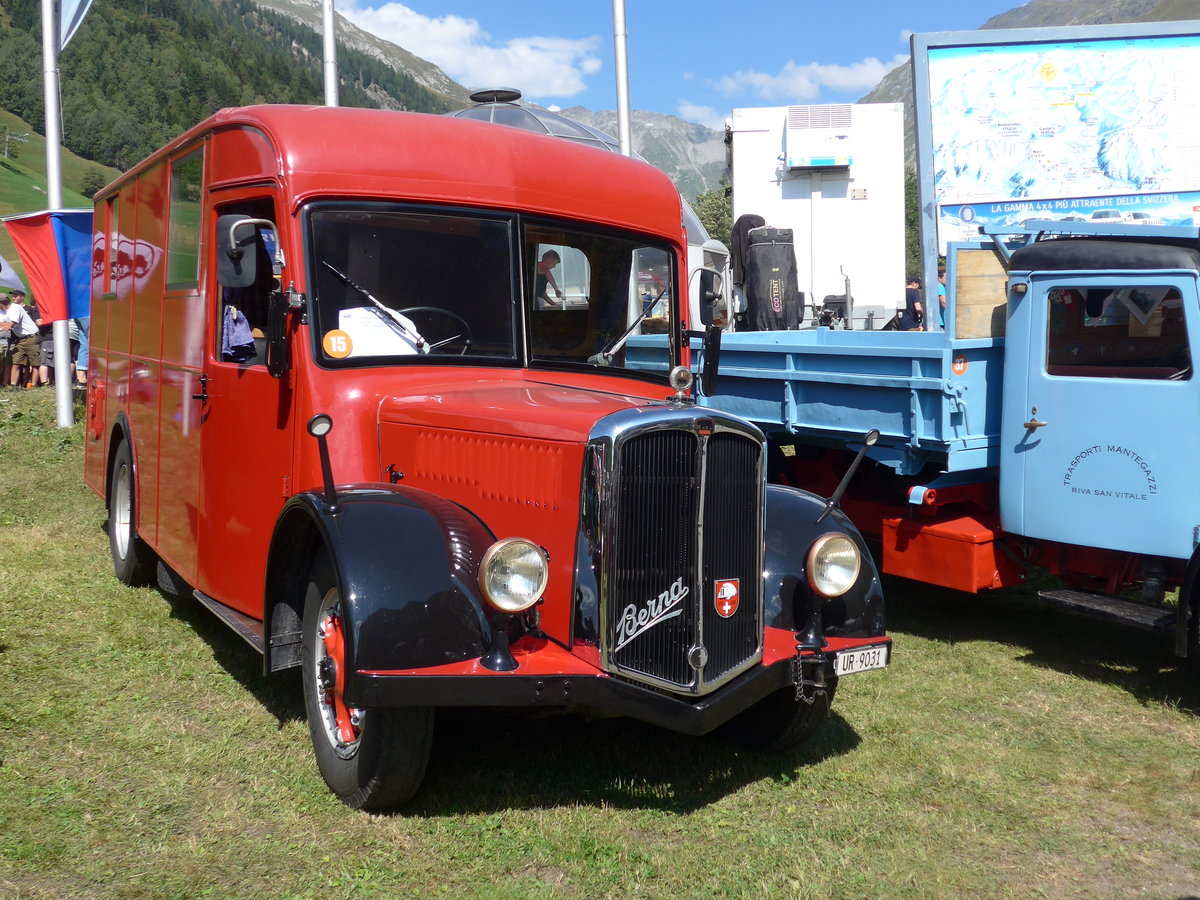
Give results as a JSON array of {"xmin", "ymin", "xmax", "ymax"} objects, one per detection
[{"xmin": 347, "ymin": 633, "xmax": 890, "ymax": 737}]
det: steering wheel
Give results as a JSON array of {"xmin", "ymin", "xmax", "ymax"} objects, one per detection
[{"xmin": 397, "ymin": 307, "xmax": 473, "ymax": 355}]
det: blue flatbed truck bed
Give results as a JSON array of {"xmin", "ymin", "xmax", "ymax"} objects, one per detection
[{"xmin": 688, "ymin": 223, "xmax": 1200, "ymax": 656}]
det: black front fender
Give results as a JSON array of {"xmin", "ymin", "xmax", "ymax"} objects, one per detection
[
  {"xmin": 764, "ymin": 484, "xmax": 886, "ymax": 639},
  {"xmin": 267, "ymin": 484, "xmax": 497, "ymax": 677}
]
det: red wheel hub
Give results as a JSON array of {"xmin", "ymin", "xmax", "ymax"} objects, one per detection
[{"xmin": 320, "ymin": 614, "xmax": 358, "ymax": 744}]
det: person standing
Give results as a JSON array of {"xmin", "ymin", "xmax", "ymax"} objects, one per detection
[
  {"xmin": 535, "ymin": 250, "xmax": 563, "ymax": 309},
  {"xmin": 74, "ymin": 315, "xmax": 90, "ymax": 386},
  {"xmin": 25, "ymin": 290, "xmax": 55, "ymax": 386},
  {"xmin": 0, "ymin": 291, "xmax": 40, "ymax": 387},
  {"xmin": 0, "ymin": 303, "xmax": 9, "ymax": 387},
  {"xmin": 898, "ymin": 274, "xmax": 923, "ymax": 331},
  {"xmin": 937, "ymin": 266, "xmax": 947, "ymax": 330}
]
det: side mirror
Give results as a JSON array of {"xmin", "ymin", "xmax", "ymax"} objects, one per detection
[
  {"xmin": 266, "ymin": 289, "xmax": 290, "ymax": 379},
  {"xmin": 699, "ymin": 324, "xmax": 721, "ymax": 397},
  {"xmin": 697, "ymin": 269, "xmax": 720, "ymax": 326}
]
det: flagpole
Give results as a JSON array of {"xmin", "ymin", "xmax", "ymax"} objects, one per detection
[
  {"xmin": 322, "ymin": 0, "xmax": 338, "ymax": 106},
  {"xmin": 611, "ymin": 0, "xmax": 632, "ymax": 157},
  {"xmin": 41, "ymin": 0, "xmax": 73, "ymax": 426}
]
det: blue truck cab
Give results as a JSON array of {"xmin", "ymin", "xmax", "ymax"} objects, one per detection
[{"xmin": 684, "ymin": 221, "xmax": 1200, "ymax": 656}]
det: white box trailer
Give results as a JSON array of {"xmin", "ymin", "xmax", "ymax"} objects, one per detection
[{"xmin": 729, "ymin": 103, "xmax": 905, "ymax": 329}]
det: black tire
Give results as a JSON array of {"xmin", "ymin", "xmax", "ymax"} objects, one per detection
[
  {"xmin": 725, "ymin": 679, "xmax": 838, "ymax": 752},
  {"xmin": 301, "ymin": 548, "xmax": 433, "ymax": 811},
  {"xmin": 108, "ymin": 439, "xmax": 154, "ymax": 587}
]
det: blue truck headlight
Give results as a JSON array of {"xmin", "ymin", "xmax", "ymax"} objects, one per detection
[
  {"xmin": 479, "ymin": 538, "xmax": 549, "ymax": 612},
  {"xmin": 806, "ymin": 533, "xmax": 861, "ymax": 598}
]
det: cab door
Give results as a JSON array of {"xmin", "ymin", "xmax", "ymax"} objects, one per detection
[
  {"xmin": 195, "ymin": 193, "xmax": 296, "ymax": 617},
  {"xmin": 1000, "ymin": 272, "xmax": 1200, "ymax": 560}
]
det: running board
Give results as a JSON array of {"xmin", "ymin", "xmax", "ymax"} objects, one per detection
[
  {"xmin": 193, "ymin": 589, "xmax": 266, "ymax": 654},
  {"xmin": 1038, "ymin": 589, "xmax": 1176, "ymax": 633}
]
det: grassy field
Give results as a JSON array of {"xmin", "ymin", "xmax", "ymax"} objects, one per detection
[{"xmin": 1, "ymin": 390, "xmax": 1198, "ymax": 899}]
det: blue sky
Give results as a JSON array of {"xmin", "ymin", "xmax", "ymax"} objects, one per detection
[{"xmin": 337, "ymin": 1, "xmax": 1003, "ymax": 128}]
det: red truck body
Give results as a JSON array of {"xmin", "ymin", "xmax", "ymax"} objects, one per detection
[{"xmin": 84, "ymin": 105, "xmax": 888, "ymax": 809}]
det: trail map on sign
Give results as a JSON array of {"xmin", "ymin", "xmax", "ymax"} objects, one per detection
[{"xmin": 928, "ymin": 36, "xmax": 1200, "ymax": 206}]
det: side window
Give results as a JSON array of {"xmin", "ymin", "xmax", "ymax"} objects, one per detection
[
  {"xmin": 1045, "ymin": 285, "xmax": 1190, "ymax": 380},
  {"xmin": 166, "ymin": 149, "xmax": 203, "ymax": 287},
  {"xmin": 216, "ymin": 199, "xmax": 279, "ymax": 366}
]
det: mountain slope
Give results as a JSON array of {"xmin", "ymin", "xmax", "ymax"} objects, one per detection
[
  {"xmin": 0, "ymin": 0, "xmax": 457, "ymax": 173},
  {"xmin": 557, "ymin": 107, "xmax": 726, "ymax": 202},
  {"xmin": 247, "ymin": 0, "xmax": 727, "ymax": 201},
  {"xmin": 248, "ymin": 0, "xmax": 470, "ymax": 106}
]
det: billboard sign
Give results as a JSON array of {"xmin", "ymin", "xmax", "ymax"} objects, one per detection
[{"xmin": 912, "ymin": 21, "xmax": 1200, "ymax": 260}]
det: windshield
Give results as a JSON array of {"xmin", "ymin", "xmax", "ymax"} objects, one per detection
[{"xmin": 307, "ymin": 204, "xmax": 676, "ymax": 375}]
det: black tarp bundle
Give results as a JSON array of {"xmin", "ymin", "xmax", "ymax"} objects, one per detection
[
  {"xmin": 743, "ymin": 226, "xmax": 803, "ymax": 330},
  {"xmin": 730, "ymin": 213, "xmax": 765, "ymax": 288}
]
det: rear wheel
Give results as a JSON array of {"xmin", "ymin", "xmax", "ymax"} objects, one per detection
[
  {"xmin": 725, "ymin": 679, "xmax": 837, "ymax": 752},
  {"xmin": 301, "ymin": 548, "xmax": 433, "ymax": 810},
  {"xmin": 108, "ymin": 439, "xmax": 154, "ymax": 586}
]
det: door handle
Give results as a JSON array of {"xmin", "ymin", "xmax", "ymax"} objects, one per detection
[
  {"xmin": 192, "ymin": 373, "xmax": 209, "ymax": 402},
  {"xmin": 1023, "ymin": 406, "xmax": 1046, "ymax": 430}
]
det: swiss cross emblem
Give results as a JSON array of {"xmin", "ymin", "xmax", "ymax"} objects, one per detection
[{"xmin": 715, "ymin": 579, "xmax": 740, "ymax": 618}]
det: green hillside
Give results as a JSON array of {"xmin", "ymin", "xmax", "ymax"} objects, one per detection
[
  {"xmin": 0, "ymin": 108, "xmax": 119, "ymax": 291},
  {"xmin": 0, "ymin": 0, "xmax": 451, "ymax": 293},
  {"xmin": 0, "ymin": 0, "xmax": 451, "ymax": 173}
]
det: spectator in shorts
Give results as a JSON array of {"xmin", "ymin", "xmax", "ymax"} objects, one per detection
[
  {"xmin": 0, "ymin": 291, "xmax": 40, "ymax": 387},
  {"xmin": 0, "ymin": 308, "xmax": 9, "ymax": 387},
  {"xmin": 31, "ymin": 293, "xmax": 55, "ymax": 386}
]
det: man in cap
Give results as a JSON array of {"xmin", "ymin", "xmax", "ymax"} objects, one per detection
[{"xmin": 898, "ymin": 274, "xmax": 924, "ymax": 331}]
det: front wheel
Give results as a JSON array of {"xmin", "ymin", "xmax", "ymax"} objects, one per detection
[
  {"xmin": 724, "ymin": 679, "xmax": 837, "ymax": 752},
  {"xmin": 301, "ymin": 548, "xmax": 433, "ymax": 811}
]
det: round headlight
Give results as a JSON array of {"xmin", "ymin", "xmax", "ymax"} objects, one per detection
[
  {"xmin": 479, "ymin": 538, "xmax": 549, "ymax": 613},
  {"xmin": 806, "ymin": 533, "xmax": 862, "ymax": 598}
]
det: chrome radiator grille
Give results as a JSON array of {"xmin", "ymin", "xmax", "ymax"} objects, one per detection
[{"xmin": 601, "ymin": 418, "xmax": 763, "ymax": 694}]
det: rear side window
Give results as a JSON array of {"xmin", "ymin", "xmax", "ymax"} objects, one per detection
[
  {"xmin": 167, "ymin": 149, "xmax": 204, "ymax": 287},
  {"xmin": 1045, "ymin": 285, "xmax": 1190, "ymax": 381}
]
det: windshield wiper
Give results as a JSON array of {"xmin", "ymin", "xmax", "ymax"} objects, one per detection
[{"xmin": 322, "ymin": 261, "xmax": 428, "ymax": 352}]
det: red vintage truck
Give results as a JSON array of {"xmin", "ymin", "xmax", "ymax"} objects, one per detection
[{"xmin": 83, "ymin": 105, "xmax": 889, "ymax": 810}]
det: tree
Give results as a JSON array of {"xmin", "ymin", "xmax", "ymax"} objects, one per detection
[
  {"xmin": 80, "ymin": 167, "xmax": 108, "ymax": 198},
  {"xmin": 0, "ymin": 127, "xmax": 29, "ymax": 160},
  {"xmin": 905, "ymin": 167, "xmax": 920, "ymax": 278},
  {"xmin": 693, "ymin": 175, "xmax": 733, "ymax": 246}
]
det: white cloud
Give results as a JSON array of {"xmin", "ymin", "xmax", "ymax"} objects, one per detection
[
  {"xmin": 712, "ymin": 53, "xmax": 909, "ymax": 102},
  {"xmin": 338, "ymin": 2, "xmax": 602, "ymax": 100},
  {"xmin": 677, "ymin": 101, "xmax": 727, "ymax": 131}
]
